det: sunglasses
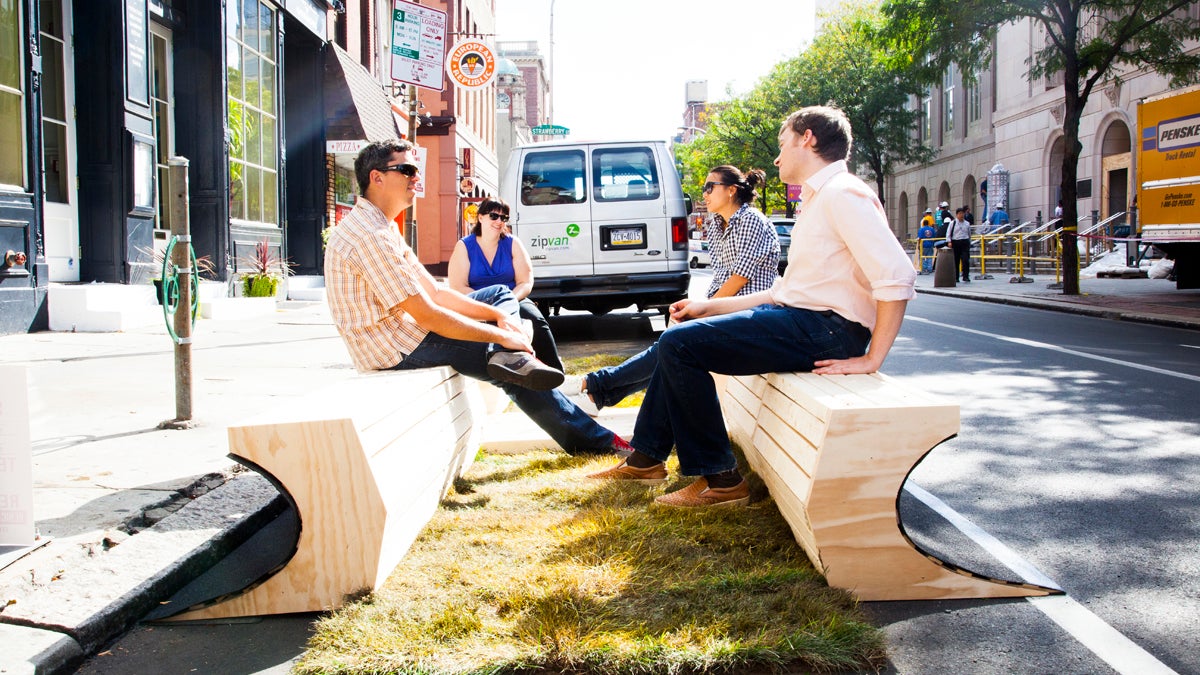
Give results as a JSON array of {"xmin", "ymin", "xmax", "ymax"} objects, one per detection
[
  {"xmin": 483, "ymin": 212, "xmax": 510, "ymax": 222},
  {"xmin": 379, "ymin": 163, "xmax": 420, "ymax": 177},
  {"xmin": 702, "ymin": 181, "xmax": 728, "ymax": 194}
]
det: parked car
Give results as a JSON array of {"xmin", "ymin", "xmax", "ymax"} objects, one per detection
[
  {"xmin": 772, "ymin": 219, "xmax": 794, "ymax": 273},
  {"xmin": 688, "ymin": 237, "xmax": 710, "ymax": 268},
  {"xmin": 499, "ymin": 140, "xmax": 692, "ymax": 315}
]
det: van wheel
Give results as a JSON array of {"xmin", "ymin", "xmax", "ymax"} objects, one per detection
[{"xmin": 689, "ymin": 256, "xmax": 699, "ymax": 269}]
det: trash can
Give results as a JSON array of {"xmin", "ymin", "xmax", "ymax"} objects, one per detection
[{"xmin": 933, "ymin": 247, "xmax": 957, "ymax": 287}]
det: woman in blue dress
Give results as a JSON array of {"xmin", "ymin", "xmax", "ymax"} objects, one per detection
[{"xmin": 448, "ymin": 197, "xmax": 563, "ymax": 371}]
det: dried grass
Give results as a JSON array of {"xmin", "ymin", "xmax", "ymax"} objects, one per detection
[{"xmin": 295, "ymin": 448, "xmax": 885, "ymax": 675}]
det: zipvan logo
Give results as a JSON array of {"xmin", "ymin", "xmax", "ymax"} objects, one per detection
[{"xmin": 529, "ymin": 224, "xmax": 579, "ymax": 250}]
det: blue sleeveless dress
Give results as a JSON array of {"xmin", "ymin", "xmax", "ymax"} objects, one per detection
[{"xmin": 462, "ymin": 235, "xmax": 516, "ymax": 291}]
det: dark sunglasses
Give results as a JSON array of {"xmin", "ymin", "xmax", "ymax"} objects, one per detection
[
  {"xmin": 379, "ymin": 163, "xmax": 420, "ymax": 177},
  {"xmin": 483, "ymin": 212, "xmax": 510, "ymax": 222},
  {"xmin": 702, "ymin": 181, "xmax": 728, "ymax": 194}
]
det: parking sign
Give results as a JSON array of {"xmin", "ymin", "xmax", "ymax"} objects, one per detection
[{"xmin": 390, "ymin": 0, "xmax": 447, "ymax": 91}]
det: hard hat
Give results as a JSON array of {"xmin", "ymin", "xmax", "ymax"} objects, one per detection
[
  {"xmin": 939, "ymin": 201, "xmax": 949, "ymax": 208},
  {"xmin": 924, "ymin": 208, "xmax": 932, "ymax": 213}
]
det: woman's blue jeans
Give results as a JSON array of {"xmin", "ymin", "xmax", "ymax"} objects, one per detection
[
  {"xmin": 630, "ymin": 304, "xmax": 871, "ymax": 476},
  {"xmin": 394, "ymin": 285, "xmax": 614, "ymax": 454},
  {"xmin": 585, "ymin": 343, "xmax": 658, "ymax": 410}
]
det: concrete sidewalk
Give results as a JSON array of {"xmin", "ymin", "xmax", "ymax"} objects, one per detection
[{"xmin": 1, "ymin": 274, "xmax": 1197, "ymax": 674}]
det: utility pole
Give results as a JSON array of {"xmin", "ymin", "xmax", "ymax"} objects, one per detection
[{"xmin": 404, "ymin": 83, "xmax": 419, "ymax": 251}]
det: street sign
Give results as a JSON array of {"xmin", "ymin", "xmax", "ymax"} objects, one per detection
[
  {"xmin": 531, "ymin": 124, "xmax": 570, "ymax": 136},
  {"xmin": 390, "ymin": 0, "xmax": 447, "ymax": 91},
  {"xmin": 445, "ymin": 40, "xmax": 496, "ymax": 90}
]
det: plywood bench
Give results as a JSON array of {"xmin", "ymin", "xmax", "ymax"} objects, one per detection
[
  {"xmin": 168, "ymin": 366, "xmax": 483, "ymax": 620},
  {"xmin": 719, "ymin": 371, "xmax": 1060, "ymax": 601}
]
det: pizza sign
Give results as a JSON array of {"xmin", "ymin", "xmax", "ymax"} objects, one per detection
[{"xmin": 446, "ymin": 40, "xmax": 496, "ymax": 90}]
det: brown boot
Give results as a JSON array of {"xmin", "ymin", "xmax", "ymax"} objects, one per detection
[
  {"xmin": 654, "ymin": 477, "xmax": 749, "ymax": 507},
  {"xmin": 586, "ymin": 459, "xmax": 667, "ymax": 485}
]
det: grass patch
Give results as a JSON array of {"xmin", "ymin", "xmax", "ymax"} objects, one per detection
[
  {"xmin": 295, "ymin": 450, "xmax": 885, "ymax": 674},
  {"xmin": 562, "ymin": 355, "xmax": 645, "ymax": 409}
]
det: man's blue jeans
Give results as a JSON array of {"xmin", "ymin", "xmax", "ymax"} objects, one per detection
[
  {"xmin": 586, "ymin": 343, "xmax": 658, "ymax": 409},
  {"xmin": 631, "ymin": 304, "xmax": 871, "ymax": 476},
  {"xmin": 394, "ymin": 285, "xmax": 614, "ymax": 454}
]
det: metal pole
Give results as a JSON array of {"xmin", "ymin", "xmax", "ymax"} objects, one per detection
[
  {"xmin": 169, "ymin": 157, "xmax": 193, "ymax": 424},
  {"xmin": 404, "ymin": 85, "xmax": 418, "ymax": 250}
]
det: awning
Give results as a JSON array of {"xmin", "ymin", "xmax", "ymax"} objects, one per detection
[{"xmin": 324, "ymin": 44, "xmax": 402, "ymax": 147}]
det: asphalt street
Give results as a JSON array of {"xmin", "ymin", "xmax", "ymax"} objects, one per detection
[
  {"xmin": 871, "ymin": 294, "xmax": 1200, "ymax": 674},
  {"xmin": 73, "ymin": 273, "xmax": 1200, "ymax": 675}
]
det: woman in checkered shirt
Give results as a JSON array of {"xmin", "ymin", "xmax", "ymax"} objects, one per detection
[{"xmin": 559, "ymin": 165, "xmax": 779, "ymax": 416}]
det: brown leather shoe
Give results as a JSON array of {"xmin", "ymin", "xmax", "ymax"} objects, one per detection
[
  {"xmin": 654, "ymin": 477, "xmax": 749, "ymax": 508},
  {"xmin": 586, "ymin": 459, "xmax": 667, "ymax": 484}
]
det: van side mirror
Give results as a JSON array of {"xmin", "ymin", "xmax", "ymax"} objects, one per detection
[{"xmin": 684, "ymin": 194, "xmax": 694, "ymax": 214}]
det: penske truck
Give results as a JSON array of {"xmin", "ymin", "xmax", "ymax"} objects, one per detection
[{"xmin": 1137, "ymin": 85, "xmax": 1200, "ymax": 289}]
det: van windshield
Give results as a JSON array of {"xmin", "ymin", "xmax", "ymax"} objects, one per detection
[
  {"xmin": 520, "ymin": 150, "xmax": 587, "ymax": 206},
  {"xmin": 593, "ymin": 147, "xmax": 661, "ymax": 202}
]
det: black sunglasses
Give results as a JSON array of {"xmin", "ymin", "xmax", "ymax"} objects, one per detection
[
  {"xmin": 483, "ymin": 212, "xmax": 510, "ymax": 222},
  {"xmin": 379, "ymin": 163, "xmax": 420, "ymax": 177},
  {"xmin": 703, "ymin": 181, "xmax": 729, "ymax": 194}
]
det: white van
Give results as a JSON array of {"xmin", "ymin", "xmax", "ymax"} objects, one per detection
[{"xmin": 499, "ymin": 140, "xmax": 692, "ymax": 315}]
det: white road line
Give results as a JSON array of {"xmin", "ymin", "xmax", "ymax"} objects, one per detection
[
  {"xmin": 905, "ymin": 483, "xmax": 1179, "ymax": 675},
  {"xmin": 907, "ymin": 316, "xmax": 1200, "ymax": 383}
]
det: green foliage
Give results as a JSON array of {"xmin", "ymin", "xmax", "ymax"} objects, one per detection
[
  {"xmin": 674, "ymin": 2, "xmax": 933, "ymax": 211},
  {"xmin": 239, "ymin": 238, "xmax": 290, "ymax": 297}
]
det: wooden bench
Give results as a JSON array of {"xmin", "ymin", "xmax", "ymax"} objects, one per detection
[
  {"xmin": 168, "ymin": 366, "xmax": 483, "ymax": 620},
  {"xmin": 718, "ymin": 371, "xmax": 1060, "ymax": 601}
]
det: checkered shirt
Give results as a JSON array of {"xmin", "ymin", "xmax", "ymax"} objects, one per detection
[
  {"xmin": 324, "ymin": 198, "xmax": 429, "ymax": 371},
  {"xmin": 706, "ymin": 203, "xmax": 780, "ymax": 298}
]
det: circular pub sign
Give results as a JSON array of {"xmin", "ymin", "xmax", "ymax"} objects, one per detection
[
  {"xmin": 445, "ymin": 40, "xmax": 496, "ymax": 90},
  {"xmin": 459, "ymin": 177, "xmax": 475, "ymax": 193}
]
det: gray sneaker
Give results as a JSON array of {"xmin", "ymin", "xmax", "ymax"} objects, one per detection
[{"xmin": 486, "ymin": 351, "xmax": 565, "ymax": 391}]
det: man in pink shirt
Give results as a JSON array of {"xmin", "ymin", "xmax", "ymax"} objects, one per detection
[{"xmin": 589, "ymin": 106, "xmax": 917, "ymax": 506}]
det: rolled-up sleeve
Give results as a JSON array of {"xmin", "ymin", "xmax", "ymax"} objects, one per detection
[{"xmin": 835, "ymin": 181, "xmax": 916, "ymax": 302}]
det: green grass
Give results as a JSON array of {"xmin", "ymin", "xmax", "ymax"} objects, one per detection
[{"xmin": 295, "ymin": 449, "xmax": 886, "ymax": 674}]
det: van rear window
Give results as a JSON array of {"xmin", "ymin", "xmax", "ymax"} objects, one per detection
[
  {"xmin": 593, "ymin": 148, "xmax": 661, "ymax": 202},
  {"xmin": 520, "ymin": 151, "xmax": 587, "ymax": 206}
]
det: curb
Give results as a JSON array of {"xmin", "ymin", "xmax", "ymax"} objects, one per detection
[
  {"xmin": 916, "ymin": 286, "xmax": 1200, "ymax": 331},
  {"xmin": 0, "ymin": 475, "xmax": 286, "ymax": 675}
]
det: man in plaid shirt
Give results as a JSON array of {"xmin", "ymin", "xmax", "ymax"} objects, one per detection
[{"xmin": 324, "ymin": 140, "xmax": 632, "ymax": 456}]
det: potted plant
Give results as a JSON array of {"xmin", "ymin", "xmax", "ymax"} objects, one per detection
[{"xmin": 240, "ymin": 239, "xmax": 290, "ymax": 298}]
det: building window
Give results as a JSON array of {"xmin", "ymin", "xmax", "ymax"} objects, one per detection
[
  {"xmin": 920, "ymin": 88, "xmax": 932, "ymax": 145},
  {"xmin": 40, "ymin": 0, "xmax": 68, "ymax": 202},
  {"xmin": 942, "ymin": 65, "xmax": 955, "ymax": 137},
  {"xmin": 226, "ymin": 0, "xmax": 279, "ymax": 226},
  {"xmin": 966, "ymin": 71, "xmax": 982, "ymax": 125},
  {"xmin": 1, "ymin": 0, "xmax": 26, "ymax": 188}
]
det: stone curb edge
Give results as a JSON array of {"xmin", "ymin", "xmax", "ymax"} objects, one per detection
[
  {"xmin": 0, "ymin": 475, "xmax": 287, "ymax": 675},
  {"xmin": 916, "ymin": 287, "xmax": 1200, "ymax": 331}
]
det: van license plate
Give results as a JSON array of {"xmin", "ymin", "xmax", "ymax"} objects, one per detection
[{"xmin": 611, "ymin": 227, "xmax": 643, "ymax": 246}]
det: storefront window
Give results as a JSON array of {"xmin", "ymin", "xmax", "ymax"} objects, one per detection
[
  {"xmin": 1, "ymin": 0, "xmax": 26, "ymax": 188},
  {"xmin": 226, "ymin": 0, "xmax": 277, "ymax": 226}
]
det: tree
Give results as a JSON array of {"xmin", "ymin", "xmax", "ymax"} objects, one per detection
[
  {"xmin": 879, "ymin": 0, "xmax": 1200, "ymax": 294},
  {"xmin": 785, "ymin": 2, "xmax": 936, "ymax": 211}
]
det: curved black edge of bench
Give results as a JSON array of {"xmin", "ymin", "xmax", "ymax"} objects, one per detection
[
  {"xmin": 160, "ymin": 455, "xmax": 303, "ymax": 617},
  {"xmin": 893, "ymin": 433, "xmax": 1064, "ymax": 596}
]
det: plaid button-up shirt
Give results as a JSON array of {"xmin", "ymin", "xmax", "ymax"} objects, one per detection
[
  {"xmin": 324, "ymin": 198, "xmax": 429, "ymax": 371},
  {"xmin": 706, "ymin": 203, "xmax": 780, "ymax": 298}
]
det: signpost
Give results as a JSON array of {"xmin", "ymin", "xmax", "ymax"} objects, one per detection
[
  {"xmin": 390, "ymin": 0, "xmax": 447, "ymax": 91},
  {"xmin": 531, "ymin": 124, "xmax": 570, "ymax": 137}
]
